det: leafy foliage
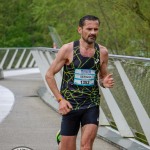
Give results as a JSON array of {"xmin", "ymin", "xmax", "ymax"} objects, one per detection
[{"xmin": 0, "ymin": 0, "xmax": 149, "ymax": 57}]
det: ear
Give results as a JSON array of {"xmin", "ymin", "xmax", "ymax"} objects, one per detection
[{"xmin": 78, "ymin": 26, "xmax": 82, "ymax": 34}]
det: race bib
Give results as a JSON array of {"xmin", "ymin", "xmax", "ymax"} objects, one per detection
[{"xmin": 74, "ymin": 69, "xmax": 95, "ymax": 86}]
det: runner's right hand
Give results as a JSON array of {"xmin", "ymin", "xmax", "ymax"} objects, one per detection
[{"xmin": 59, "ymin": 99, "xmax": 72, "ymax": 115}]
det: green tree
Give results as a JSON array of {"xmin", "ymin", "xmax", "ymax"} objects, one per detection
[{"xmin": 0, "ymin": 0, "xmax": 149, "ymax": 57}]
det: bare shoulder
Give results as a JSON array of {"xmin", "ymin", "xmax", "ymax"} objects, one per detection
[
  {"xmin": 98, "ymin": 44, "xmax": 108, "ymax": 56},
  {"xmin": 98, "ymin": 44, "xmax": 109, "ymax": 64},
  {"xmin": 58, "ymin": 42, "xmax": 73, "ymax": 58},
  {"xmin": 61, "ymin": 42, "xmax": 73, "ymax": 52}
]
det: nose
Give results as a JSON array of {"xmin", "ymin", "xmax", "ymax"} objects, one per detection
[{"xmin": 90, "ymin": 29, "xmax": 96, "ymax": 35}]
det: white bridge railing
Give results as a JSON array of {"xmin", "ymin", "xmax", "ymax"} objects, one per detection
[
  {"xmin": 0, "ymin": 48, "xmax": 36, "ymax": 70},
  {"xmin": 0, "ymin": 47, "xmax": 150, "ymax": 149}
]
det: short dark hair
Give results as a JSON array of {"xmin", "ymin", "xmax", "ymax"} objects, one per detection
[{"xmin": 79, "ymin": 15, "xmax": 100, "ymax": 27}]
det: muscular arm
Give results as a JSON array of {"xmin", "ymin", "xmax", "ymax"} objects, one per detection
[
  {"xmin": 99, "ymin": 45, "xmax": 108, "ymax": 79},
  {"xmin": 99, "ymin": 45, "xmax": 114, "ymax": 88},
  {"xmin": 45, "ymin": 43, "xmax": 73, "ymax": 114},
  {"xmin": 45, "ymin": 44, "xmax": 67, "ymax": 100}
]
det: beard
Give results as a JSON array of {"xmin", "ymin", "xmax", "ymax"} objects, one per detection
[{"xmin": 82, "ymin": 35, "xmax": 96, "ymax": 44}]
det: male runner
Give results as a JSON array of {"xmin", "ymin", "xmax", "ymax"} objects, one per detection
[{"xmin": 45, "ymin": 15, "xmax": 114, "ymax": 150}]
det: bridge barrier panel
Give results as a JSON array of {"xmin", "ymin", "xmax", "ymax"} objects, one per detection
[
  {"xmin": 100, "ymin": 87, "xmax": 134, "ymax": 137},
  {"xmin": 0, "ymin": 48, "xmax": 36, "ymax": 70},
  {"xmin": 114, "ymin": 60, "xmax": 150, "ymax": 144}
]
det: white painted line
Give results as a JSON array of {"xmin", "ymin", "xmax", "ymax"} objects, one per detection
[{"xmin": 0, "ymin": 85, "xmax": 15, "ymax": 123}]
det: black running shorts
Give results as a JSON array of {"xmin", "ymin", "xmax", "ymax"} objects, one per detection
[{"xmin": 60, "ymin": 106, "xmax": 100, "ymax": 136}]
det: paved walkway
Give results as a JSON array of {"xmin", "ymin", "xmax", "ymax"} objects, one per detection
[{"xmin": 0, "ymin": 73, "xmax": 120, "ymax": 150}]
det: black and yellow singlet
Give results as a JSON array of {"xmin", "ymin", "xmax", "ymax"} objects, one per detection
[{"xmin": 60, "ymin": 40, "xmax": 101, "ymax": 110}]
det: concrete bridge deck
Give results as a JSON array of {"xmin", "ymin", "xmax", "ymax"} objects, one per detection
[{"xmin": 0, "ymin": 72, "xmax": 120, "ymax": 150}]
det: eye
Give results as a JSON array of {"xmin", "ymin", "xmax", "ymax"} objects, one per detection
[
  {"xmin": 94, "ymin": 28, "xmax": 98, "ymax": 31},
  {"xmin": 87, "ymin": 28, "xmax": 92, "ymax": 31}
]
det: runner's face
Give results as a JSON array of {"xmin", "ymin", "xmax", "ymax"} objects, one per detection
[{"xmin": 78, "ymin": 20, "xmax": 99, "ymax": 44}]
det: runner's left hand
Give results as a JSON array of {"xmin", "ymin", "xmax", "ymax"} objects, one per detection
[{"xmin": 103, "ymin": 73, "xmax": 114, "ymax": 88}]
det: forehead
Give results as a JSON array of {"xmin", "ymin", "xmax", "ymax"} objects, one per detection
[{"xmin": 83, "ymin": 20, "xmax": 100, "ymax": 27}]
